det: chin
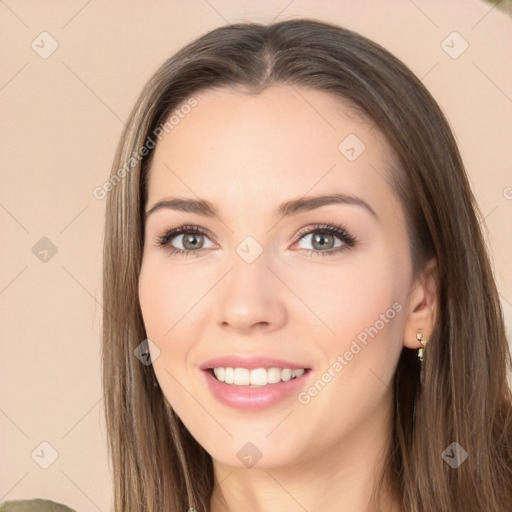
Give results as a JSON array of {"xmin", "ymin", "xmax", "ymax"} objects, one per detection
[{"xmin": 203, "ymin": 433, "xmax": 304, "ymax": 471}]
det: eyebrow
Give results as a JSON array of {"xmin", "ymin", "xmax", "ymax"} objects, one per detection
[{"xmin": 144, "ymin": 193, "xmax": 377, "ymax": 221}]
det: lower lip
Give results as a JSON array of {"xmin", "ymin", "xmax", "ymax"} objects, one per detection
[{"xmin": 202, "ymin": 369, "xmax": 311, "ymax": 411}]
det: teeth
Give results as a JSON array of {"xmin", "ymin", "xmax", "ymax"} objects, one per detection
[
  {"xmin": 225, "ymin": 367, "xmax": 234, "ymax": 384},
  {"xmin": 212, "ymin": 367, "xmax": 305, "ymax": 386},
  {"xmin": 250, "ymin": 368, "xmax": 269, "ymax": 386},
  {"xmin": 214, "ymin": 367, "xmax": 225, "ymax": 382},
  {"xmin": 234, "ymin": 368, "xmax": 250, "ymax": 385},
  {"xmin": 267, "ymin": 367, "xmax": 282, "ymax": 384},
  {"xmin": 281, "ymin": 369, "xmax": 292, "ymax": 382}
]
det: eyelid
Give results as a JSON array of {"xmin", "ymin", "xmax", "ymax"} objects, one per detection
[
  {"xmin": 154, "ymin": 221, "xmax": 356, "ymax": 256},
  {"xmin": 292, "ymin": 222, "xmax": 356, "ymax": 252},
  {"xmin": 154, "ymin": 224, "xmax": 215, "ymax": 249}
]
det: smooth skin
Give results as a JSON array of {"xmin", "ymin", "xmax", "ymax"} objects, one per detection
[{"xmin": 138, "ymin": 85, "xmax": 437, "ymax": 512}]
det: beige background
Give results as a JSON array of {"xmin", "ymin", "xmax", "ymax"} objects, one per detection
[{"xmin": 1, "ymin": 0, "xmax": 511, "ymax": 509}]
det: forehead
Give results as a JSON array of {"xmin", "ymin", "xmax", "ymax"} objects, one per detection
[{"xmin": 146, "ymin": 85, "xmax": 398, "ymax": 218}]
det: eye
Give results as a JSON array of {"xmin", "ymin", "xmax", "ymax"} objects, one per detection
[
  {"xmin": 154, "ymin": 224, "xmax": 214, "ymax": 257},
  {"xmin": 154, "ymin": 222, "xmax": 357, "ymax": 258},
  {"xmin": 293, "ymin": 222, "xmax": 357, "ymax": 256}
]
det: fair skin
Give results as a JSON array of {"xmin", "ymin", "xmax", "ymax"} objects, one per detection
[{"xmin": 138, "ymin": 85, "xmax": 436, "ymax": 512}]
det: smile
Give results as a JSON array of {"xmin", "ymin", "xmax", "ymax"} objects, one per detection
[
  {"xmin": 202, "ymin": 367, "xmax": 311, "ymax": 411},
  {"xmin": 211, "ymin": 367, "xmax": 306, "ymax": 387}
]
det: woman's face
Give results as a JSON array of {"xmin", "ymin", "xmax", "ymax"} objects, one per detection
[{"xmin": 138, "ymin": 84, "xmax": 418, "ymax": 470}]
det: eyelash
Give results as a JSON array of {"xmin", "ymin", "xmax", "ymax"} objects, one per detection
[{"xmin": 154, "ymin": 222, "xmax": 357, "ymax": 258}]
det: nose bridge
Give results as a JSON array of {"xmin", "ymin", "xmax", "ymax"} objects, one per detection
[
  {"xmin": 223, "ymin": 243, "xmax": 273, "ymax": 307},
  {"xmin": 213, "ymin": 241, "xmax": 287, "ymax": 331}
]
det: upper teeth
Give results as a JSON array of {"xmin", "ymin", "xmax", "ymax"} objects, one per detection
[{"xmin": 213, "ymin": 367, "xmax": 305, "ymax": 386}]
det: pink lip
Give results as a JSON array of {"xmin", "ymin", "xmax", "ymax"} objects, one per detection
[
  {"xmin": 201, "ymin": 368, "xmax": 311, "ymax": 411},
  {"xmin": 199, "ymin": 356, "xmax": 313, "ymax": 411},
  {"xmin": 199, "ymin": 355, "xmax": 310, "ymax": 371}
]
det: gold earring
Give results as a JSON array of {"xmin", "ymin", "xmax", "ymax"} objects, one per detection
[{"xmin": 416, "ymin": 331, "xmax": 427, "ymax": 362}]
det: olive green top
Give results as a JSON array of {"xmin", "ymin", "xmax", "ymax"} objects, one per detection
[{"xmin": 0, "ymin": 499, "xmax": 76, "ymax": 512}]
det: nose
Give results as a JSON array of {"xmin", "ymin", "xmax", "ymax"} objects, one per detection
[{"xmin": 213, "ymin": 254, "xmax": 287, "ymax": 335}]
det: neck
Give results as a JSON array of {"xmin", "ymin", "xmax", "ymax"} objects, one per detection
[{"xmin": 209, "ymin": 395, "xmax": 401, "ymax": 512}]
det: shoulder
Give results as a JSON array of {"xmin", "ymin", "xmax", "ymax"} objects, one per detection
[{"xmin": 0, "ymin": 499, "xmax": 76, "ymax": 512}]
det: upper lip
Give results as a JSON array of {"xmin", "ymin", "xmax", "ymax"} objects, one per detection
[{"xmin": 199, "ymin": 355, "xmax": 311, "ymax": 371}]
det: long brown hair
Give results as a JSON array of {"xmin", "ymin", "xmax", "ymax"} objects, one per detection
[{"xmin": 101, "ymin": 18, "xmax": 512, "ymax": 511}]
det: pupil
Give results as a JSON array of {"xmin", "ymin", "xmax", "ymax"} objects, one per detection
[
  {"xmin": 184, "ymin": 234, "xmax": 203, "ymax": 250},
  {"xmin": 313, "ymin": 233, "xmax": 333, "ymax": 250}
]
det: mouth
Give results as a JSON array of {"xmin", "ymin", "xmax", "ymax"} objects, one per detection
[
  {"xmin": 205, "ymin": 367, "xmax": 310, "ymax": 387},
  {"xmin": 201, "ymin": 365, "xmax": 312, "ymax": 411}
]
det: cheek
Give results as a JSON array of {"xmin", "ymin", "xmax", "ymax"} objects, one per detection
[
  {"xmin": 138, "ymin": 256, "xmax": 208, "ymax": 339},
  {"xmin": 285, "ymin": 255, "xmax": 405, "ymax": 400},
  {"xmin": 284, "ymin": 252, "xmax": 402, "ymax": 339},
  {"xmin": 138, "ymin": 256, "xmax": 215, "ymax": 395},
  {"xmin": 138, "ymin": 259, "xmax": 193, "ymax": 377}
]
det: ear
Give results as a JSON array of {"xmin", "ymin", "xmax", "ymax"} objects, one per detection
[{"xmin": 403, "ymin": 257, "xmax": 438, "ymax": 349}]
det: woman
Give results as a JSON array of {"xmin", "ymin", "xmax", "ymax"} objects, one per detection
[
  {"xmin": 4, "ymin": 17, "xmax": 510, "ymax": 512},
  {"xmin": 104, "ymin": 18, "xmax": 512, "ymax": 512}
]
